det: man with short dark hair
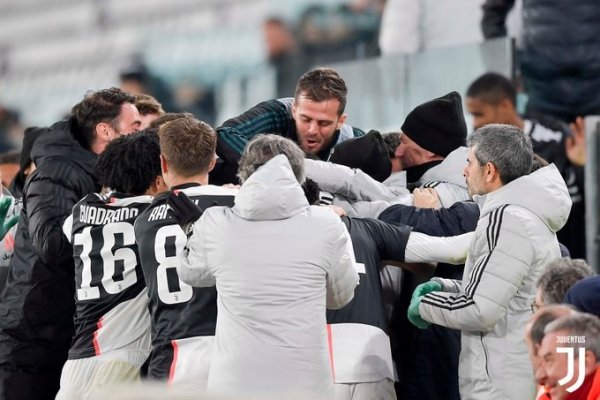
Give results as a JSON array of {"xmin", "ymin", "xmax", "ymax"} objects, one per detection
[
  {"xmin": 57, "ymin": 130, "xmax": 166, "ymax": 399},
  {"xmin": 409, "ymin": 124, "xmax": 572, "ymax": 400},
  {"xmin": 0, "ymin": 87, "xmax": 140, "ymax": 400},
  {"xmin": 466, "ymin": 72, "xmax": 587, "ymax": 259},
  {"xmin": 212, "ymin": 67, "xmax": 364, "ymax": 184}
]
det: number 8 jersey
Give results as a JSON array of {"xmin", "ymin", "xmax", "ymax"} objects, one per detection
[
  {"xmin": 134, "ymin": 183, "xmax": 236, "ymax": 385},
  {"xmin": 63, "ymin": 192, "xmax": 153, "ymax": 360}
]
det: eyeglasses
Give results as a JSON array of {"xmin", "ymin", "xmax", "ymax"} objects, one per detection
[{"xmin": 531, "ymin": 301, "xmax": 543, "ymax": 313}]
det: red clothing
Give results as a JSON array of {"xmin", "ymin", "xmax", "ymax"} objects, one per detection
[
  {"xmin": 587, "ymin": 368, "xmax": 600, "ymax": 400},
  {"xmin": 567, "ymin": 372, "xmax": 596, "ymax": 400}
]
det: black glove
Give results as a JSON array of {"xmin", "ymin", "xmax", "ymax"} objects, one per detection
[{"xmin": 167, "ymin": 191, "xmax": 203, "ymax": 233}]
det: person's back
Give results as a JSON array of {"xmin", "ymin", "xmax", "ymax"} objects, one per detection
[
  {"xmin": 191, "ymin": 157, "xmax": 354, "ymax": 396},
  {"xmin": 55, "ymin": 130, "xmax": 163, "ymax": 399},
  {"xmin": 328, "ymin": 216, "xmax": 413, "ymax": 400},
  {"xmin": 0, "ymin": 88, "xmax": 140, "ymax": 400},
  {"xmin": 0, "ymin": 118, "xmax": 101, "ymax": 399},
  {"xmin": 176, "ymin": 135, "xmax": 359, "ymax": 398},
  {"xmin": 58, "ymin": 193, "xmax": 152, "ymax": 399},
  {"xmin": 134, "ymin": 116, "xmax": 237, "ymax": 388},
  {"xmin": 134, "ymin": 184, "xmax": 235, "ymax": 386}
]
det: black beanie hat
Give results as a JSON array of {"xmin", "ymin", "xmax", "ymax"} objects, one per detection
[
  {"xmin": 401, "ymin": 91, "xmax": 467, "ymax": 157},
  {"xmin": 329, "ymin": 130, "xmax": 392, "ymax": 182}
]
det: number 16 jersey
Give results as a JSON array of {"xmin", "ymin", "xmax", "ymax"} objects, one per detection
[{"xmin": 64, "ymin": 192, "xmax": 153, "ymax": 360}]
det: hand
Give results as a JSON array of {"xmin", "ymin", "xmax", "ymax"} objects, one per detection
[
  {"xmin": 411, "ymin": 280, "xmax": 442, "ymax": 303},
  {"xmin": 407, "ymin": 296, "xmax": 429, "ymax": 329},
  {"xmin": 222, "ymin": 183, "xmax": 240, "ymax": 189},
  {"xmin": 167, "ymin": 191, "xmax": 203, "ymax": 233},
  {"xmin": 325, "ymin": 205, "xmax": 347, "ymax": 217},
  {"xmin": 0, "ymin": 197, "xmax": 18, "ymax": 241},
  {"xmin": 413, "ymin": 187, "xmax": 441, "ymax": 209},
  {"xmin": 566, "ymin": 116, "xmax": 586, "ymax": 166}
]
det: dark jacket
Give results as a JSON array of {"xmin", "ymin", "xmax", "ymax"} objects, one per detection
[
  {"xmin": 0, "ymin": 119, "xmax": 98, "ymax": 374},
  {"xmin": 482, "ymin": 0, "xmax": 600, "ymax": 120}
]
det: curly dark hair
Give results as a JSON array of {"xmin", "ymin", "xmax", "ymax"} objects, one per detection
[
  {"xmin": 71, "ymin": 87, "xmax": 137, "ymax": 151},
  {"xmin": 95, "ymin": 128, "xmax": 161, "ymax": 195},
  {"xmin": 294, "ymin": 67, "xmax": 347, "ymax": 115}
]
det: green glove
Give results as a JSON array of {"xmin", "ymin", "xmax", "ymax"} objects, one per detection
[
  {"xmin": 0, "ymin": 197, "xmax": 18, "ymax": 241},
  {"xmin": 411, "ymin": 280, "xmax": 442, "ymax": 302},
  {"xmin": 407, "ymin": 296, "xmax": 429, "ymax": 329}
]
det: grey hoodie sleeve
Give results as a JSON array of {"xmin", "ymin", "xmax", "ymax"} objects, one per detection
[
  {"xmin": 178, "ymin": 213, "xmax": 216, "ymax": 287},
  {"xmin": 305, "ymin": 159, "xmax": 406, "ymax": 202},
  {"xmin": 419, "ymin": 207, "xmax": 535, "ymax": 332},
  {"xmin": 325, "ymin": 217, "xmax": 360, "ymax": 310}
]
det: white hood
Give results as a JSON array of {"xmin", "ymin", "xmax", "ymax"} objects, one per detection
[
  {"xmin": 419, "ymin": 146, "xmax": 468, "ymax": 187},
  {"xmin": 233, "ymin": 154, "xmax": 309, "ymax": 221},
  {"xmin": 475, "ymin": 164, "xmax": 572, "ymax": 233}
]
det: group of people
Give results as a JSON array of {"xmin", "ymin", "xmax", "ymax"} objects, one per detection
[{"xmin": 0, "ymin": 66, "xmax": 596, "ymax": 400}]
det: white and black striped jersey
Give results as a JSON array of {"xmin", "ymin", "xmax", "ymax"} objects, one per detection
[
  {"xmin": 63, "ymin": 192, "xmax": 153, "ymax": 360},
  {"xmin": 327, "ymin": 217, "xmax": 412, "ymax": 383},
  {"xmin": 134, "ymin": 183, "xmax": 236, "ymax": 382}
]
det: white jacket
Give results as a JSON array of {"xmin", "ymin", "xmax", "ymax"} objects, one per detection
[
  {"xmin": 419, "ymin": 164, "xmax": 572, "ymax": 400},
  {"xmin": 304, "ymin": 147, "xmax": 469, "ymax": 218},
  {"xmin": 379, "ymin": 0, "xmax": 485, "ymax": 55},
  {"xmin": 178, "ymin": 155, "xmax": 359, "ymax": 398}
]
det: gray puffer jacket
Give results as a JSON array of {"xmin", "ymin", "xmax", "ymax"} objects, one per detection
[{"xmin": 419, "ymin": 164, "xmax": 571, "ymax": 400}]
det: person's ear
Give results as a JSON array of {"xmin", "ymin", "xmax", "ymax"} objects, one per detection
[
  {"xmin": 499, "ymin": 98, "xmax": 515, "ymax": 113},
  {"xmin": 160, "ymin": 154, "xmax": 168, "ymax": 176},
  {"xmin": 584, "ymin": 349, "xmax": 598, "ymax": 374},
  {"xmin": 95, "ymin": 122, "xmax": 110, "ymax": 140},
  {"xmin": 208, "ymin": 156, "xmax": 217, "ymax": 173},
  {"xmin": 484, "ymin": 162, "xmax": 497, "ymax": 183},
  {"xmin": 336, "ymin": 113, "xmax": 347, "ymax": 129}
]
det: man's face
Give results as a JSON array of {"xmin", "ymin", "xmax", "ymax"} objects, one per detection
[
  {"xmin": 466, "ymin": 97, "xmax": 514, "ymax": 130},
  {"xmin": 292, "ymin": 95, "xmax": 346, "ymax": 155},
  {"xmin": 107, "ymin": 102, "xmax": 142, "ymax": 139},
  {"xmin": 539, "ymin": 331, "xmax": 574, "ymax": 400},
  {"xmin": 464, "ymin": 146, "xmax": 488, "ymax": 197},
  {"xmin": 394, "ymin": 133, "xmax": 434, "ymax": 168},
  {"xmin": 139, "ymin": 112, "xmax": 160, "ymax": 130}
]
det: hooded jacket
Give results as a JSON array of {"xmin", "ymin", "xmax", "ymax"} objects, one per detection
[
  {"xmin": 0, "ymin": 119, "xmax": 98, "ymax": 376},
  {"xmin": 482, "ymin": 0, "xmax": 600, "ymax": 120},
  {"xmin": 304, "ymin": 147, "xmax": 469, "ymax": 218},
  {"xmin": 178, "ymin": 155, "xmax": 359, "ymax": 398},
  {"xmin": 418, "ymin": 164, "xmax": 571, "ymax": 400}
]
